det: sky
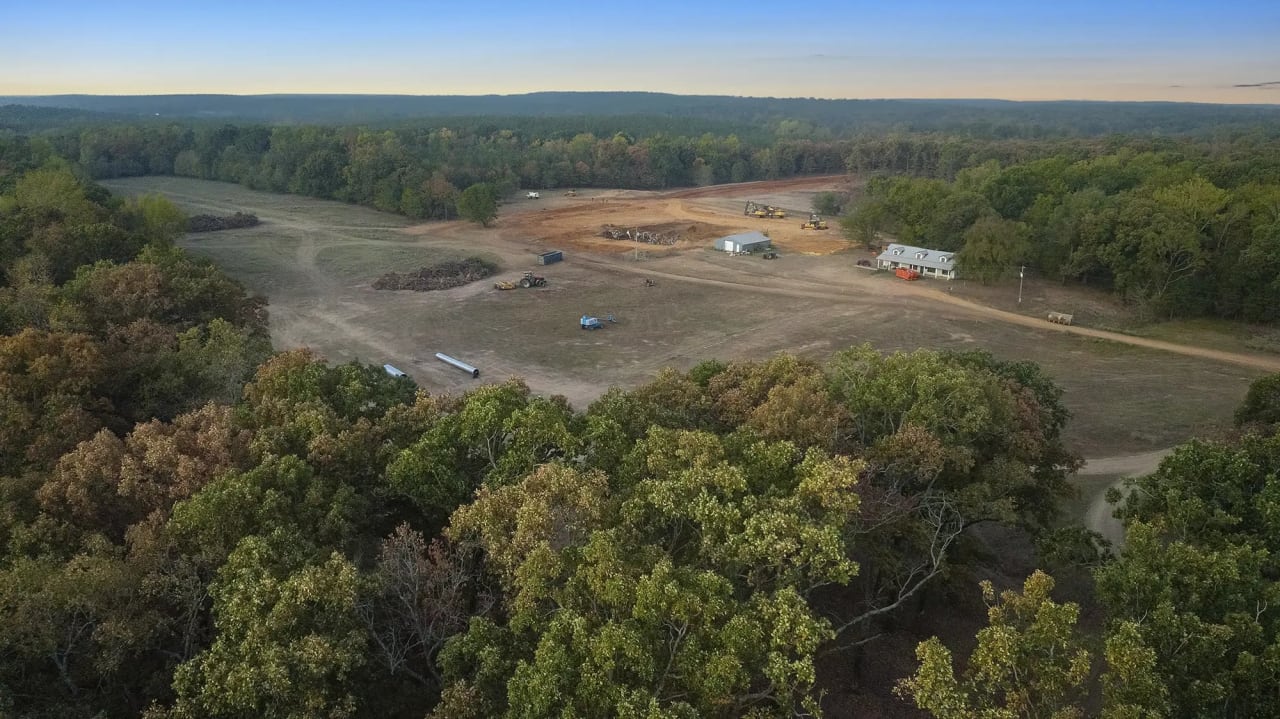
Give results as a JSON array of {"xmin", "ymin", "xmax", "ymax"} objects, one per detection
[{"xmin": 3, "ymin": 0, "xmax": 1279, "ymax": 103}]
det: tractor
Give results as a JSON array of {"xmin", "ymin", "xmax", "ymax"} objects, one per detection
[
  {"xmin": 519, "ymin": 271, "xmax": 547, "ymax": 288},
  {"xmin": 800, "ymin": 213, "xmax": 829, "ymax": 230},
  {"xmin": 495, "ymin": 271, "xmax": 547, "ymax": 290}
]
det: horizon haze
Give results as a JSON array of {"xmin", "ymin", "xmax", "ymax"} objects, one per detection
[{"xmin": 4, "ymin": 0, "xmax": 1280, "ymax": 104}]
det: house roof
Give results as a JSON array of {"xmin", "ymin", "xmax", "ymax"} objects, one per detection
[
  {"xmin": 716, "ymin": 231, "xmax": 772, "ymax": 247},
  {"xmin": 875, "ymin": 243, "xmax": 956, "ymax": 272}
]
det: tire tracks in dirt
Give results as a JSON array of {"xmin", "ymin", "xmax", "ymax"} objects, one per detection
[{"xmin": 1078, "ymin": 448, "xmax": 1173, "ymax": 551}]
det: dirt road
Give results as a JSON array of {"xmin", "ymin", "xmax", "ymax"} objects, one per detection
[
  {"xmin": 574, "ymin": 246, "xmax": 1280, "ymax": 374},
  {"xmin": 1078, "ymin": 448, "xmax": 1173, "ymax": 550}
]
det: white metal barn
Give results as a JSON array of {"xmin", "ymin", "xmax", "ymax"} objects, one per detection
[
  {"xmin": 714, "ymin": 231, "xmax": 772, "ymax": 253},
  {"xmin": 875, "ymin": 243, "xmax": 957, "ymax": 279}
]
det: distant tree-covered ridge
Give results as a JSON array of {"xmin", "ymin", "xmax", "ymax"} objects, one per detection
[{"xmin": 4, "ymin": 93, "xmax": 1279, "ymax": 135}]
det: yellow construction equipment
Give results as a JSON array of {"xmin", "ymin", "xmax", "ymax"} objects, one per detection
[
  {"xmin": 800, "ymin": 213, "xmax": 829, "ymax": 230},
  {"xmin": 745, "ymin": 201, "xmax": 786, "ymax": 219}
]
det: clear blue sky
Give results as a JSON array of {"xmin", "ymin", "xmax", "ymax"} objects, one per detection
[{"xmin": 4, "ymin": 0, "xmax": 1278, "ymax": 102}]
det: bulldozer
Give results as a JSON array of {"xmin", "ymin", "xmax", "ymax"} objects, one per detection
[
  {"xmin": 800, "ymin": 213, "xmax": 829, "ymax": 230},
  {"xmin": 744, "ymin": 201, "xmax": 787, "ymax": 219}
]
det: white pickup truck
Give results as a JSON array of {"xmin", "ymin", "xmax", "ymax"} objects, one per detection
[{"xmin": 526, "ymin": 191, "xmax": 540, "ymax": 199}]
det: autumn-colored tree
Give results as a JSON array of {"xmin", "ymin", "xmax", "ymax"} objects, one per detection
[
  {"xmin": 0, "ymin": 329, "xmax": 109, "ymax": 474},
  {"xmin": 37, "ymin": 403, "xmax": 253, "ymax": 539}
]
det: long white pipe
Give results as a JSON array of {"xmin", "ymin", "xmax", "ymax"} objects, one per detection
[{"xmin": 434, "ymin": 352, "xmax": 479, "ymax": 378}]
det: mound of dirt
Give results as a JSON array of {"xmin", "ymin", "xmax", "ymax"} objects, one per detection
[
  {"xmin": 372, "ymin": 257, "xmax": 497, "ymax": 291},
  {"xmin": 188, "ymin": 212, "xmax": 260, "ymax": 233}
]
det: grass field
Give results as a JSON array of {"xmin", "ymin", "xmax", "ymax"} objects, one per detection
[{"xmin": 104, "ymin": 176, "xmax": 1264, "ymax": 464}]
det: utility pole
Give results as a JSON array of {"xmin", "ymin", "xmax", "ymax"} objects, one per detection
[{"xmin": 1018, "ymin": 265, "xmax": 1025, "ymax": 305}]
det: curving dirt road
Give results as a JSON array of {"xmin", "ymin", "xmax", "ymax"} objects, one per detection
[{"xmin": 1078, "ymin": 448, "xmax": 1173, "ymax": 550}]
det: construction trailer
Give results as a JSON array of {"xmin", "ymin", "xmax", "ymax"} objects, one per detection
[{"xmin": 714, "ymin": 231, "xmax": 773, "ymax": 254}]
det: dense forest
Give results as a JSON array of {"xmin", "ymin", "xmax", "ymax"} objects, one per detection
[
  {"xmin": 844, "ymin": 143, "xmax": 1280, "ymax": 319},
  {"xmin": 4, "ymin": 94, "xmax": 1280, "ymax": 135},
  {"xmin": 5, "ymin": 100, "xmax": 1280, "ymax": 319},
  {"xmin": 5, "ymin": 128, "xmax": 1280, "ymax": 717}
]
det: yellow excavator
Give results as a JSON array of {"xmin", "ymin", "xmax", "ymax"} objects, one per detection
[{"xmin": 800, "ymin": 213, "xmax": 829, "ymax": 230}]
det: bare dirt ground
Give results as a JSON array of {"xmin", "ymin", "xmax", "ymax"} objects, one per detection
[{"xmin": 104, "ymin": 176, "xmax": 1266, "ymax": 514}]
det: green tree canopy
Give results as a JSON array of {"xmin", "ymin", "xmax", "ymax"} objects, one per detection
[{"xmin": 456, "ymin": 183, "xmax": 498, "ymax": 227}]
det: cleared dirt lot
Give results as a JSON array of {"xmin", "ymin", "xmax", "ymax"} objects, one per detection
[{"xmin": 104, "ymin": 176, "xmax": 1267, "ymax": 464}]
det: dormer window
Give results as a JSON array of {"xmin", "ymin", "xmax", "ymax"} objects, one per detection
[{"xmin": 915, "ymin": 251, "xmax": 927, "ymax": 259}]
